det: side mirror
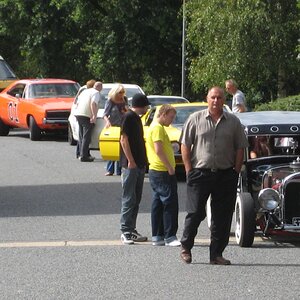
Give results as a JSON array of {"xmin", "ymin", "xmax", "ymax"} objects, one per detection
[{"xmin": 15, "ymin": 93, "xmax": 21, "ymax": 98}]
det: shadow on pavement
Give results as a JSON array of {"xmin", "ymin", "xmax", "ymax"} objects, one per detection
[
  {"xmin": 0, "ymin": 181, "xmax": 187, "ymax": 218},
  {"xmin": 8, "ymin": 129, "xmax": 68, "ymax": 142},
  {"xmin": 0, "ymin": 182, "xmax": 145, "ymax": 217}
]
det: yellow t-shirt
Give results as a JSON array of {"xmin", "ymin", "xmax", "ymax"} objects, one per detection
[{"xmin": 146, "ymin": 122, "xmax": 175, "ymax": 171}]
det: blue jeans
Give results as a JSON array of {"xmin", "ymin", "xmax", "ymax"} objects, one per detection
[
  {"xmin": 149, "ymin": 170, "xmax": 179, "ymax": 243},
  {"xmin": 120, "ymin": 167, "xmax": 145, "ymax": 233},
  {"xmin": 107, "ymin": 160, "xmax": 121, "ymax": 175}
]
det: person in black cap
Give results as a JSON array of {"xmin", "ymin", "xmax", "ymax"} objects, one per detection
[{"xmin": 119, "ymin": 93, "xmax": 150, "ymax": 245}]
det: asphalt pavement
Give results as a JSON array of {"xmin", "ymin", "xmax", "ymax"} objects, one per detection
[{"xmin": 0, "ymin": 130, "xmax": 299, "ymax": 299}]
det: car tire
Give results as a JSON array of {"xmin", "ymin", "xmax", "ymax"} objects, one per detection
[
  {"xmin": 68, "ymin": 123, "xmax": 77, "ymax": 145},
  {"xmin": 29, "ymin": 116, "xmax": 41, "ymax": 141},
  {"xmin": 235, "ymin": 192, "xmax": 255, "ymax": 247},
  {"xmin": 0, "ymin": 118, "xmax": 9, "ymax": 136}
]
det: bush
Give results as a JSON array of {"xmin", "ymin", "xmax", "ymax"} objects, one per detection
[{"xmin": 254, "ymin": 94, "xmax": 300, "ymax": 111}]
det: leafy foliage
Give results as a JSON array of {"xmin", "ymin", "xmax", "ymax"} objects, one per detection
[
  {"xmin": 255, "ymin": 94, "xmax": 300, "ymax": 111},
  {"xmin": 186, "ymin": 0, "xmax": 300, "ymax": 105},
  {"xmin": 0, "ymin": 0, "xmax": 299, "ymax": 102},
  {"xmin": 0, "ymin": 0, "xmax": 182, "ymax": 94}
]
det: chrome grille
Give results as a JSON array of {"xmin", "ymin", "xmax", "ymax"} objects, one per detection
[
  {"xmin": 46, "ymin": 110, "xmax": 70, "ymax": 121},
  {"xmin": 284, "ymin": 181, "xmax": 300, "ymax": 224}
]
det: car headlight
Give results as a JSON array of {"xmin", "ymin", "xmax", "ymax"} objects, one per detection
[
  {"xmin": 171, "ymin": 142, "xmax": 180, "ymax": 154},
  {"xmin": 258, "ymin": 188, "xmax": 280, "ymax": 210}
]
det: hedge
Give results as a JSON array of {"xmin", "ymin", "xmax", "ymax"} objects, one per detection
[{"xmin": 254, "ymin": 94, "xmax": 300, "ymax": 111}]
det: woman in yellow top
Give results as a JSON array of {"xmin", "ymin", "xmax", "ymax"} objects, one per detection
[{"xmin": 146, "ymin": 104, "xmax": 181, "ymax": 246}]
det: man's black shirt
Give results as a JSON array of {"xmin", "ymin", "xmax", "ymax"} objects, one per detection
[{"xmin": 120, "ymin": 110, "xmax": 147, "ymax": 168}]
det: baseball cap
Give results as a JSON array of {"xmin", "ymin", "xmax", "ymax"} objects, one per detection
[{"xmin": 131, "ymin": 94, "xmax": 150, "ymax": 108}]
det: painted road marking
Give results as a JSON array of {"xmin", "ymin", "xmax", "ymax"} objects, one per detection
[{"xmin": 0, "ymin": 236, "xmax": 265, "ymax": 248}]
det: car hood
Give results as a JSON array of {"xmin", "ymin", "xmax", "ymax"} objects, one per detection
[
  {"xmin": 166, "ymin": 125, "xmax": 182, "ymax": 141},
  {"xmin": 171, "ymin": 124, "xmax": 183, "ymax": 130},
  {"xmin": 143, "ymin": 124, "xmax": 182, "ymax": 142},
  {"xmin": 29, "ymin": 97, "xmax": 74, "ymax": 110}
]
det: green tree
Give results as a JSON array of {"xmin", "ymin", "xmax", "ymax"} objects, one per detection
[
  {"xmin": 0, "ymin": 1, "xmax": 26, "ymax": 73},
  {"xmin": 0, "ymin": 0, "xmax": 183, "ymax": 94},
  {"xmin": 186, "ymin": 0, "xmax": 300, "ymax": 106},
  {"xmin": 0, "ymin": 0, "xmax": 88, "ymax": 79},
  {"xmin": 81, "ymin": 0, "xmax": 183, "ymax": 94}
]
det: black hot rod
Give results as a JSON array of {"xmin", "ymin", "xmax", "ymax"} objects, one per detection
[{"xmin": 234, "ymin": 111, "xmax": 300, "ymax": 247}]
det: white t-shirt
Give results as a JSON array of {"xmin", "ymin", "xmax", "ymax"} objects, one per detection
[
  {"xmin": 232, "ymin": 90, "xmax": 246, "ymax": 113},
  {"xmin": 74, "ymin": 88, "xmax": 100, "ymax": 118}
]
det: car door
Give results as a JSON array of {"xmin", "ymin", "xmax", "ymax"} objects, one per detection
[
  {"xmin": 89, "ymin": 115, "xmax": 105, "ymax": 150},
  {"xmin": 99, "ymin": 108, "xmax": 154, "ymax": 160},
  {"xmin": 99, "ymin": 126, "xmax": 121, "ymax": 160},
  {"xmin": 6, "ymin": 83, "xmax": 26, "ymax": 126}
]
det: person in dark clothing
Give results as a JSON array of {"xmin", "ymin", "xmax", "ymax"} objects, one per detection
[
  {"xmin": 119, "ymin": 93, "xmax": 150, "ymax": 245},
  {"xmin": 179, "ymin": 86, "xmax": 248, "ymax": 265}
]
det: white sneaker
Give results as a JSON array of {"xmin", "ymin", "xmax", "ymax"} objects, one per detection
[
  {"xmin": 165, "ymin": 239, "xmax": 181, "ymax": 247},
  {"xmin": 152, "ymin": 240, "xmax": 165, "ymax": 246},
  {"xmin": 131, "ymin": 231, "xmax": 148, "ymax": 242},
  {"xmin": 121, "ymin": 232, "xmax": 134, "ymax": 245}
]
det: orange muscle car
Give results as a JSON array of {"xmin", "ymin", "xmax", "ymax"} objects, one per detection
[{"xmin": 0, "ymin": 78, "xmax": 79, "ymax": 140}]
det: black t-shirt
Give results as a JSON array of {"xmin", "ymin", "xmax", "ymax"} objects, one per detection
[{"xmin": 120, "ymin": 110, "xmax": 147, "ymax": 168}]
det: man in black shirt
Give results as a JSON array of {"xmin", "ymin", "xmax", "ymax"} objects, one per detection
[{"xmin": 120, "ymin": 93, "xmax": 150, "ymax": 245}]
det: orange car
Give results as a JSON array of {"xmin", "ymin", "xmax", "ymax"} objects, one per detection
[{"xmin": 0, "ymin": 78, "xmax": 79, "ymax": 140}]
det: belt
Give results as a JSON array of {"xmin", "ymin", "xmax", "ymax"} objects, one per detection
[{"xmin": 199, "ymin": 167, "xmax": 233, "ymax": 173}]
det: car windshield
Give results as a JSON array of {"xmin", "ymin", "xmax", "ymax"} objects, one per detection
[
  {"xmin": 173, "ymin": 106, "xmax": 207, "ymax": 125},
  {"xmin": 146, "ymin": 105, "xmax": 230, "ymax": 127},
  {"xmin": 0, "ymin": 59, "xmax": 17, "ymax": 80},
  {"xmin": 100, "ymin": 87, "xmax": 143, "ymax": 109},
  {"xmin": 248, "ymin": 135, "xmax": 300, "ymax": 159},
  {"xmin": 149, "ymin": 97, "xmax": 188, "ymax": 106},
  {"xmin": 172, "ymin": 105, "xmax": 230, "ymax": 125},
  {"xmin": 28, "ymin": 83, "xmax": 79, "ymax": 98}
]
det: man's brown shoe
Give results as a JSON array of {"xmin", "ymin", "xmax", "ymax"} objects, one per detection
[
  {"xmin": 180, "ymin": 247, "xmax": 192, "ymax": 264},
  {"xmin": 210, "ymin": 256, "xmax": 231, "ymax": 265}
]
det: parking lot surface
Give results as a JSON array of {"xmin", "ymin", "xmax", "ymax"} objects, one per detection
[{"xmin": 0, "ymin": 130, "xmax": 299, "ymax": 299}]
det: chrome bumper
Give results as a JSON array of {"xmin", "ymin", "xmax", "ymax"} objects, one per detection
[{"xmin": 42, "ymin": 118, "xmax": 68, "ymax": 125}]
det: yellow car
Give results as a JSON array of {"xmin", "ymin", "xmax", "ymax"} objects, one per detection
[
  {"xmin": 0, "ymin": 55, "xmax": 17, "ymax": 91},
  {"xmin": 99, "ymin": 102, "xmax": 231, "ymax": 166}
]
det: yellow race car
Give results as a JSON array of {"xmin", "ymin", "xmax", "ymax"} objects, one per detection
[{"xmin": 99, "ymin": 102, "xmax": 231, "ymax": 166}]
